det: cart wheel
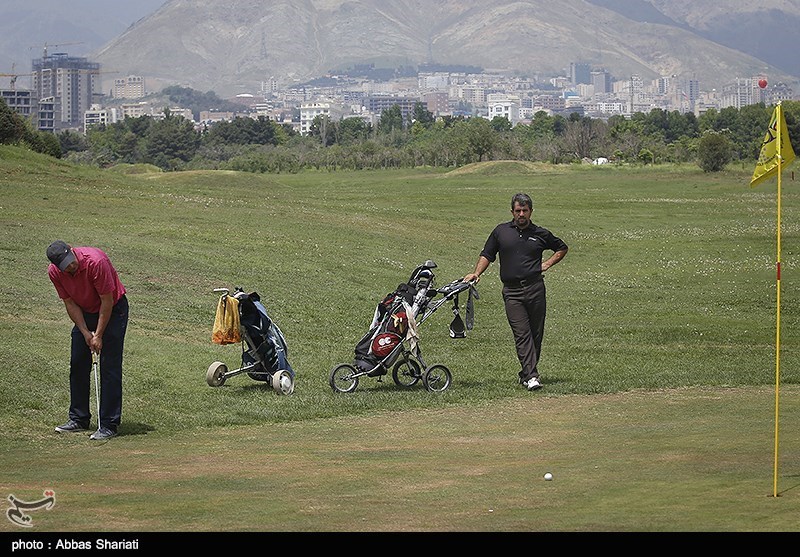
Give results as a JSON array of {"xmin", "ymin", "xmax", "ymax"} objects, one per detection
[
  {"xmin": 206, "ymin": 361, "xmax": 228, "ymax": 387},
  {"xmin": 392, "ymin": 358, "xmax": 422, "ymax": 388},
  {"xmin": 271, "ymin": 370, "xmax": 294, "ymax": 395},
  {"xmin": 423, "ymin": 364, "xmax": 452, "ymax": 392},
  {"xmin": 329, "ymin": 363, "xmax": 359, "ymax": 393}
]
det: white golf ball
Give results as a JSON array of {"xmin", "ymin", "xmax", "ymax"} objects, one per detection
[{"xmin": 544, "ymin": 472, "xmax": 553, "ymax": 481}]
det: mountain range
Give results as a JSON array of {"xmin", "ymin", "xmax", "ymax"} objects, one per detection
[{"xmin": 2, "ymin": 0, "xmax": 799, "ymax": 99}]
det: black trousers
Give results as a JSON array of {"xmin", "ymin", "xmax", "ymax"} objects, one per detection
[
  {"xmin": 68, "ymin": 295, "xmax": 128, "ymax": 431},
  {"xmin": 502, "ymin": 280, "xmax": 546, "ymax": 383}
]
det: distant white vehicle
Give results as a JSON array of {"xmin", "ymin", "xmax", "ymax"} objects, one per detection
[{"xmin": 592, "ymin": 157, "xmax": 609, "ymax": 165}]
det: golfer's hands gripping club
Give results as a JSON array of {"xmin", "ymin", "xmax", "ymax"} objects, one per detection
[{"xmin": 90, "ymin": 331, "xmax": 103, "ymax": 354}]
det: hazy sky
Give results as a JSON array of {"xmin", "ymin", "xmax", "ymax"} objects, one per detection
[{"xmin": 0, "ymin": 0, "xmax": 166, "ymax": 75}]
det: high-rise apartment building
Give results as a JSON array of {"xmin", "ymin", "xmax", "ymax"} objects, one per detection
[
  {"xmin": 0, "ymin": 89, "xmax": 35, "ymax": 119},
  {"xmin": 261, "ymin": 76, "xmax": 278, "ymax": 97},
  {"xmin": 687, "ymin": 80, "xmax": 700, "ymax": 102},
  {"xmin": 721, "ymin": 78, "xmax": 754, "ymax": 109},
  {"xmin": 299, "ymin": 102, "xmax": 348, "ymax": 135},
  {"xmin": 685, "ymin": 79, "xmax": 700, "ymax": 113},
  {"xmin": 36, "ymin": 97, "xmax": 58, "ymax": 133},
  {"xmin": 570, "ymin": 62, "xmax": 591, "ymax": 86},
  {"xmin": 591, "ymin": 70, "xmax": 612, "ymax": 94},
  {"xmin": 656, "ymin": 76, "xmax": 671, "ymax": 95},
  {"xmin": 423, "ymin": 91, "xmax": 449, "ymax": 116},
  {"xmin": 364, "ymin": 95, "xmax": 419, "ymax": 122},
  {"xmin": 32, "ymin": 53, "xmax": 99, "ymax": 130},
  {"xmin": 114, "ymin": 76, "xmax": 145, "ymax": 99},
  {"xmin": 533, "ymin": 95, "xmax": 566, "ymax": 111}
]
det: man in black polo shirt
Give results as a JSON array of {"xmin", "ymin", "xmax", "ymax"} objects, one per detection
[{"xmin": 464, "ymin": 193, "xmax": 568, "ymax": 391}]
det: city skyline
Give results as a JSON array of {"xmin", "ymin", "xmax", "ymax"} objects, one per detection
[
  {"xmin": 2, "ymin": 1, "xmax": 798, "ymax": 99},
  {"xmin": 2, "ymin": 1, "xmax": 798, "ymax": 135},
  {"xmin": 5, "ymin": 50, "xmax": 790, "ymax": 138}
]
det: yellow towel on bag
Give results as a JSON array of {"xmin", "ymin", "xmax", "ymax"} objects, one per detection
[{"xmin": 211, "ymin": 295, "xmax": 241, "ymax": 345}]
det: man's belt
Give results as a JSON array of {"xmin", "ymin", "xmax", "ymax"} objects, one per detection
[{"xmin": 503, "ymin": 275, "xmax": 543, "ymax": 288}]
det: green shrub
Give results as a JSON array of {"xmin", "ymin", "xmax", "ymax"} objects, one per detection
[{"xmin": 697, "ymin": 130, "xmax": 733, "ymax": 172}]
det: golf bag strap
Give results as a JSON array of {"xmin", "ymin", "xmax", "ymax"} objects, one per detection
[{"xmin": 465, "ymin": 284, "xmax": 478, "ymax": 331}]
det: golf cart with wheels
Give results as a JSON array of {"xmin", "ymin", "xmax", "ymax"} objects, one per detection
[
  {"xmin": 329, "ymin": 260, "xmax": 478, "ymax": 394},
  {"xmin": 207, "ymin": 287, "xmax": 295, "ymax": 395}
]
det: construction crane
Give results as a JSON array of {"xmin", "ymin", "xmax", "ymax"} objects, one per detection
[
  {"xmin": 0, "ymin": 64, "xmax": 33, "ymax": 90},
  {"xmin": 30, "ymin": 42, "xmax": 85, "ymax": 58},
  {"xmin": 0, "ymin": 73, "xmax": 33, "ymax": 90},
  {"xmin": 72, "ymin": 69, "xmax": 120, "ymax": 79}
]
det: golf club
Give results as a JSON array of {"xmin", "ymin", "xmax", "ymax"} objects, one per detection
[{"xmin": 92, "ymin": 351, "xmax": 101, "ymax": 434}]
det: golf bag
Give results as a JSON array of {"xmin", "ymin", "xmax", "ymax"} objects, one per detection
[
  {"xmin": 352, "ymin": 261, "xmax": 444, "ymax": 376},
  {"xmin": 353, "ymin": 284, "xmax": 416, "ymax": 375},
  {"xmin": 206, "ymin": 287, "xmax": 295, "ymax": 394},
  {"xmin": 237, "ymin": 291, "xmax": 294, "ymax": 380}
]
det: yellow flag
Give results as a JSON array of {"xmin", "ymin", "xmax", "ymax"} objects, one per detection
[{"xmin": 751, "ymin": 104, "xmax": 796, "ymax": 187}]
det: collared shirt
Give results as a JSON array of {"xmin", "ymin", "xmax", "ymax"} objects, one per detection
[
  {"xmin": 48, "ymin": 247, "xmax": 126, "ymax": 313},
  {"xmin": 480, "ymin": 221, "xmax": 568, "ymax": 284}
]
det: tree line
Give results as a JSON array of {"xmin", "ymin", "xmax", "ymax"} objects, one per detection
[{"xmin": 2, "ymin": 95, "xmax": 799, "ymax": 173}]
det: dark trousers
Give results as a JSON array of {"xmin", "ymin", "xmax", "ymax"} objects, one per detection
[
  {"xmin": 68, "ymin": 295, "xmax": 128, "ymax": 431},
  {"xmin": 502, "ymin": 281, "xmax": 546, "ymax": 382}
]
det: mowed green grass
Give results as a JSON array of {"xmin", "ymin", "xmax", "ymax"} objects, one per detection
[{"xmin": 0, "ymin": 148, "xmax": 798, "ymax": 532}]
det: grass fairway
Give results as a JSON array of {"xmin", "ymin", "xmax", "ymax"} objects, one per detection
[
  {"xmin": 0, "ymin": 146, "xmax": 798, "ymax": 533},
  {"xmin": 2, "ymin": 387, "xmax": 799, "ymax": 533}
]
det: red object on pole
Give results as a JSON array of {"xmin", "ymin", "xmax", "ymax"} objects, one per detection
[{"xmin": 759, "ymin": 78, "xmax": 768, "ymax": 89}]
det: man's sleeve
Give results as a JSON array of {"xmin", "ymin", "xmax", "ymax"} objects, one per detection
[
  {"xmin": 90, "ymin": 256, "xmax": 116, "ymax": 295},
  {"xmin": 479, "ymin": 227, "xmax": 500, "ymax": 262},
  {"xmin": 544, "ymin": 230, "xmax": 568, "ymax": 252},
  {"xmin": 48, "ymin": 265, "xmax": 69, "ymax": 300}
]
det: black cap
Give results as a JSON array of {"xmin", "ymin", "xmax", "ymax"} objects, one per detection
[{"xmin": 46, "ymin": 240, "xmax": 77, "ymax": 271}]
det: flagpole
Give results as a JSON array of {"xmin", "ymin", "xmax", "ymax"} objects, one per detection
[
  {"xmin": 749, "ymin": 100, "xmax": 794, "ymax": 497},
  {"xmin": 773, "ymin": 102, "xmax": 783, "ymax": 498}
]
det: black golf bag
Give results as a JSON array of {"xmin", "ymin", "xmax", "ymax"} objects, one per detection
[{"xmin": 237, "ymin": 291, "xmax": 294, "ymax": 380}]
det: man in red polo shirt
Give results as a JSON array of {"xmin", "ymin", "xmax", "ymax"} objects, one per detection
[{"xmin": 47, "ymin": 240, "xmax": 129, "ymax": 440}]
